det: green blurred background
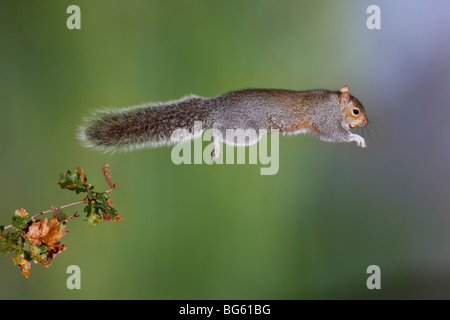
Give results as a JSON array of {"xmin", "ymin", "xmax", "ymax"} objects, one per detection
[{"xmin": 1, "ymin": 0, "xmax": 450, "ymax": 299}]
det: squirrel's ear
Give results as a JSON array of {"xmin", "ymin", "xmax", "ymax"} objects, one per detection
[
  {"xmin": 340, "ymin": 85, "xmax": 350, "ymax": 93},
  {"xmin": 339, "ymin": 91, "xmax": 350, "ymax": 109}
]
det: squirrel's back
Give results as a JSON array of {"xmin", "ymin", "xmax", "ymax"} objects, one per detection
[{"xmin": 208, "ymin": 88, "xmax": 339, "ymax": 133}]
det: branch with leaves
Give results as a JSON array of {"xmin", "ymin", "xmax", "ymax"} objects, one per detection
[{"xmin": 0, "ymin": 165, "xmax": 122, "ymax": 278}]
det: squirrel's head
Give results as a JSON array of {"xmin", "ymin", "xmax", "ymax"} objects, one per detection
[{"xmin": 338, "ymin": 85, "xmax": 368, "ymax": 129}]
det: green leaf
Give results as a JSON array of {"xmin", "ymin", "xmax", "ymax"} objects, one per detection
[
  {"xmin": 13, "ymin": 237, "xmax": 24, "ymax": 258},
  {"xmin": 30, "ymin": 244, "xmax": 48, "ymax": 262},
  {"xmin": 58, "ymin": 169, "xmax": 88, "ymax": 194},
  {"xmin": 83, "ymin": 203, "xmax": 101, "ymax": 226},
  {"xmin": 0, "ymin": 235, "xmax": 12, "ymax": 256},
  {"xmin": 23, "ymin": 236, "xmax": 45, "ymax": 260},
  {"xmin": 85, "ymin": 210, "xmax": 102, "ymax": 227},
  {"xmin": 95, "ymin": 193, "xmax": 120, "ymax": 221},
  {"xmin": 1, "ymin": 232, "xmax": 21, "ymax": 256},
  {"xmin": 10, "ymin": 216, "xmax": 30, "ymax": 232}
]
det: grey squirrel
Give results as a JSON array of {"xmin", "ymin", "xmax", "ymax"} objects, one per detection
[{"xmin": 78, "ymin": 85, "xmax": 368, "ymax": 160}]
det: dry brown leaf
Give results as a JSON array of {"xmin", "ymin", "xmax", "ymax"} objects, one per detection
[
  {"xmin": 26, "ymin": 218, "xmax": 50, "ymax": 246},
  {"xmin": 113, "ymin": 215, "xmax": 123, "ymax": 222},
  {"xmin": 26, "ymin": 218, "xmax": 63, "ymax": 246},
  {"xmin": 39, "ymin": 242, "xmax": 67, "ymax": 268},
  {"xmin": 102, "ymin": 164, "xmax": 113, "ymax": 186},
  {"xmin": 42, "ymin": 218, "xmax": 63, "ymax": 244},
  {"xmin": 76, "ymin": 166, "xmax": 85, "ymax": 184}
]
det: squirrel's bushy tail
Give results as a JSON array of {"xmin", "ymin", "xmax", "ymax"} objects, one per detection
[{"xmin": 78, "ymin": 94, "xmax": 212, "ymax": 152}]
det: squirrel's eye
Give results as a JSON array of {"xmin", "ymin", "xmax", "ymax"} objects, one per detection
[{"xmin": 352, "ymin": 109, "xmax": 360, "ymax": 116}]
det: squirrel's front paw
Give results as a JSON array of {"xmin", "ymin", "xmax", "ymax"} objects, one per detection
[
  {"xmin": 357, "ymin": 139, "xmax": 367, "ymax": 149},
  {"xmin": 351, "ymin": 134, "xmax": 367, "ymax": 149}
]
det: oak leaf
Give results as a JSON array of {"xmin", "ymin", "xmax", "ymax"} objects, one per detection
[
  {"xmin": 42, "ymin": 218, "xmax": 64, "ymax": 245},
  {"xmin": 13, "ymin": 254, "xmax": 31, "ymax": 278},
  {"xmin": 26, "ymin": 218, "xmax": 63, "ymax": 246},
  {"xmin": 102, "ymin": 164, "xmax": 113, "ymax": 186},
  {"xmin": 76, "ymin": 166, "xmax": 85, "ymax": 184},
  {"xmin": 39, "ymin": 242, "xmax": 67, "ymax": 268}
]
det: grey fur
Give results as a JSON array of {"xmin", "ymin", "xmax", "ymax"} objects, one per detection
[{"xmin": 78, "ymin": 88, "xmax": 367, "ymax": 156}]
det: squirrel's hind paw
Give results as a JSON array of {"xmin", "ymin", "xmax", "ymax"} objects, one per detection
[
  {"xmin": 211, "ymin": 134, "xmax": 221, "ymax": 163},
  {"xmin": 211, "ymin": 150, "xmax": 219, "ymax": 163}
]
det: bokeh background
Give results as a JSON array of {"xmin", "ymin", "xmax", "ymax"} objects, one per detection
[{"xmin": 1, "ymin": 0, "xmax": 450, "ymax": 299}]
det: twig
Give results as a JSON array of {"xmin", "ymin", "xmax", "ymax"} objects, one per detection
[
  {"xmin": 62, "ymin": 211, "xmax": 80, "ymax": 224},
  {"xmin": 103, "ymin": 184, "xmax": 118, "ymax": 194},
  {"xmin": 3, "ymin": 198, "xmax": 88, "ymax": 231}
]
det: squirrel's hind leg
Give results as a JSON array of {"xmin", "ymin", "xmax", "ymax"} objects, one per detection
[{"xmin": 211, "ymin": 132, "xmax": 221, "ymax": 163}]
